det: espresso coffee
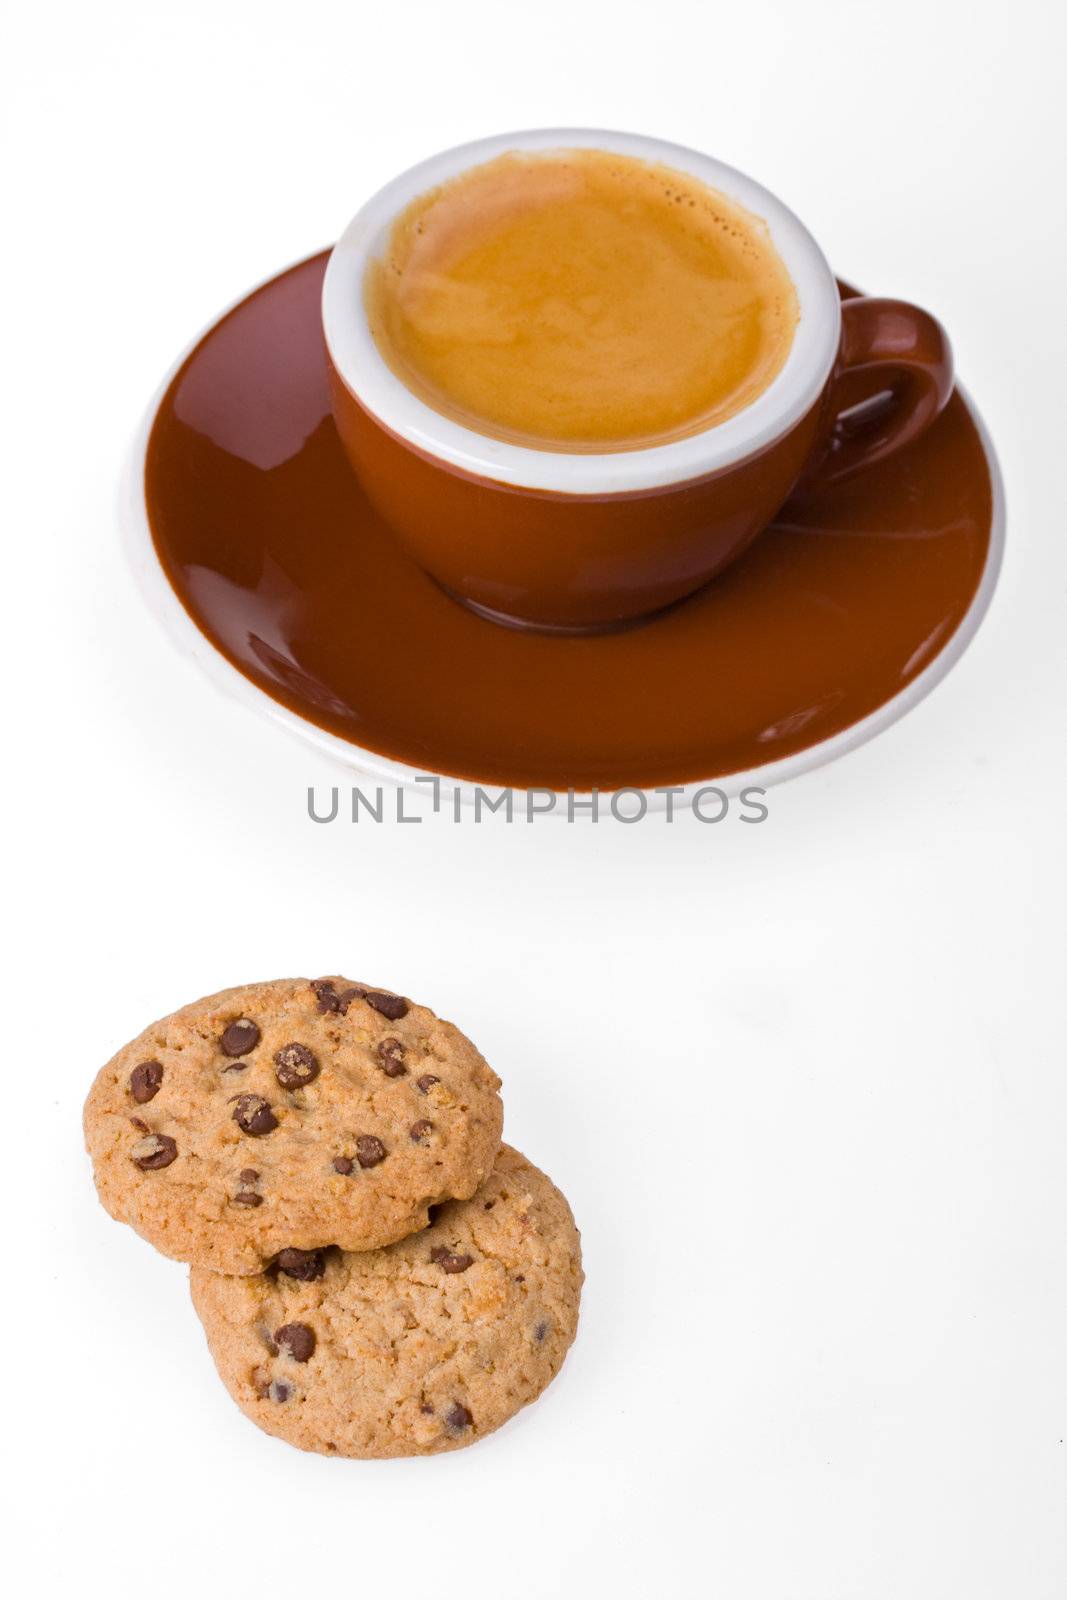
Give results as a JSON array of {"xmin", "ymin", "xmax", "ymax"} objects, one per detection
[{"xmin": 364, "ymin": 149, "xmax": 799, "ymax": 452}]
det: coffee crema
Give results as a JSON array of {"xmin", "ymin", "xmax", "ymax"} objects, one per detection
[{"xmin": 364, "ymin": 149, "xmax": 800, "ymax": 453}]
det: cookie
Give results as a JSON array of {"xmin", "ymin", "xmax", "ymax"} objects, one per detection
[
  {"xmin": 190, "ymin": 1145, "xmax": 582, "ymax": 1457},
  {"xmin": 84, "ymin": 977, "xmax": 503, "ymax": 1274}
]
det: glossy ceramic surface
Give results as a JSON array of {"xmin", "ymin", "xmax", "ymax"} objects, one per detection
[
  {"xmin": 324, "ymin": 132, "xmax": 953, "ymax": 630},
  {"xmin": 140, "ymin": 252, "xmax": 999, "ymax": 794}
]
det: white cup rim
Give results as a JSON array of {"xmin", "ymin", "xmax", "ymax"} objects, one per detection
[{"xmin": 321, "ymin": 128, "xmax": 842, "ymax": 496}]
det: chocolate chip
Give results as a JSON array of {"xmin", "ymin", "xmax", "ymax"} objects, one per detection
[
  {"xmin": 131, "ymin": 1133, "xmax": 177, "ymax": 1170},
  {"xmin": 274, "ymin": 1042, "xmax": 320, "ymax": 1089},
  {"xmin": 483, "ymin": 1200, "xmax": 495, "ymax": 1210},
  {"xmin": 313, "ymin": 979, "xmax": 408, "ymax": 1020},
  {"xmin": 268, "ymin": 1380, "xmax": 292, "ymax": 1403},
  {"xmin": 332, "ymin": 1155, "xmax": 354, "ymax": 1175},
  {"xmin": 416, "ymin": 1074, "xmax": 440, "ymax": 1094},
  {"xmin": 311, "ymin": 978, "xmax": 337, "ymax": 1012},
  {"xmin": 231, "ymin": 1094, "xmax": 278, "ymax": 1136},
  {"xmin": 376, "ymin": 1037, "xmax": 407, "ymax": 1077},
  {"xmin": 275, "ymin": 1322, "xmax": 316, "ymax": 1362},
  {"xmin": 220, "ymin": 1018, "xmax": 260, "ymax": 1057},
  {"xmin": 355, "ymin": 1135, "xmax": 386, "ymax": 1169},
  {"xmin": 366, "ymin": 991, "xmax": 409, "ymax": 1021},
  {"xmin": 534, "ymin": 1320, "xmax": 549, "ymax": 1342},
  {"xmin": 129, "ymin": 1116, "xmax": 150, "ymax": 1133},
  {"xmin": 409, "ymin": 1119, "xmax": 433, "ymax": 1142},
  {"xmin": 275, "ymin": 1248, "xmax": 326, "ymax": 1281},
  {"xmin": 236, "ymin": 1164, "xmax": 262, "ymax": 1203},
  {"xmin": 432, "ymin": 1250, "xmax": 473, "ymax": 1274},
  {"xmin": 446, "ymin": 1403, "xmax": 473, "ymax": 1431},
  {"xmin": 129, "ymin": 1060, "xmax": 163, "ymax": 1103},
  {"xmin": 311, "ymin": 979, "xmax": 363, "ymax": 1016},
  {"xmin": 420, "ymin": 1403, "xmax": 434, "ymax": 1416}
]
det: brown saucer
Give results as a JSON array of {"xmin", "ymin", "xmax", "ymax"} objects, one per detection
[{"xmin": 142, "ymin": 252, "xmax": 999, "ymax": 792}]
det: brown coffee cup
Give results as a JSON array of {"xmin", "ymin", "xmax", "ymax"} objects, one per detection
[{"xmin": 323, "ymin": 130, "xmax": 953, "ymax": 633}]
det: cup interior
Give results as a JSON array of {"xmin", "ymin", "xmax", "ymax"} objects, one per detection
[{"xmin": 322, "ymin": 129, "xmax": 842, "ymax": 495}]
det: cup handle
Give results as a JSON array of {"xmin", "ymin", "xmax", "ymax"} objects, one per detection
[{"xmin": 801, "ymin": 297, "xmax": 954, "ymax": 487}]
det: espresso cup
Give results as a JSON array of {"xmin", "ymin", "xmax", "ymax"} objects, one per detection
[{"xmin": 323, "ymin": 129, "xmax": 953, "ymax": 632}]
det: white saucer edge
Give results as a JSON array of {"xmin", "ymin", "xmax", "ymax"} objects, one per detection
[{"xmin": 120, "ymin": 254, "xmax": 1006, "ymax": 814}]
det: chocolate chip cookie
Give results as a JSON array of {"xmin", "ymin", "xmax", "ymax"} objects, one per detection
[
  {"xmin": 84, "ymin": 977, "xmax": 504, "ymax": 1274},
  {"xmin": 190, "ymin": 1145, "xmax": 582, "ymax": 1457}
]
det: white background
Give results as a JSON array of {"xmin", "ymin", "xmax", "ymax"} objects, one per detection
[{"xmin": 4, "ymin": 2, "xmax": 1065, "ymax": 1595}]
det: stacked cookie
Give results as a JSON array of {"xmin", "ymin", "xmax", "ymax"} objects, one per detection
[{"xmin": 84, "ymin": 976, "xmax": 583, "ymax": 1458}]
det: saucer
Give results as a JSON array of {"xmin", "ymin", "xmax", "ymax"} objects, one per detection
[{"xmin": 131, "ymin": 251, "xmax": 1003, "ymax": 797}]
